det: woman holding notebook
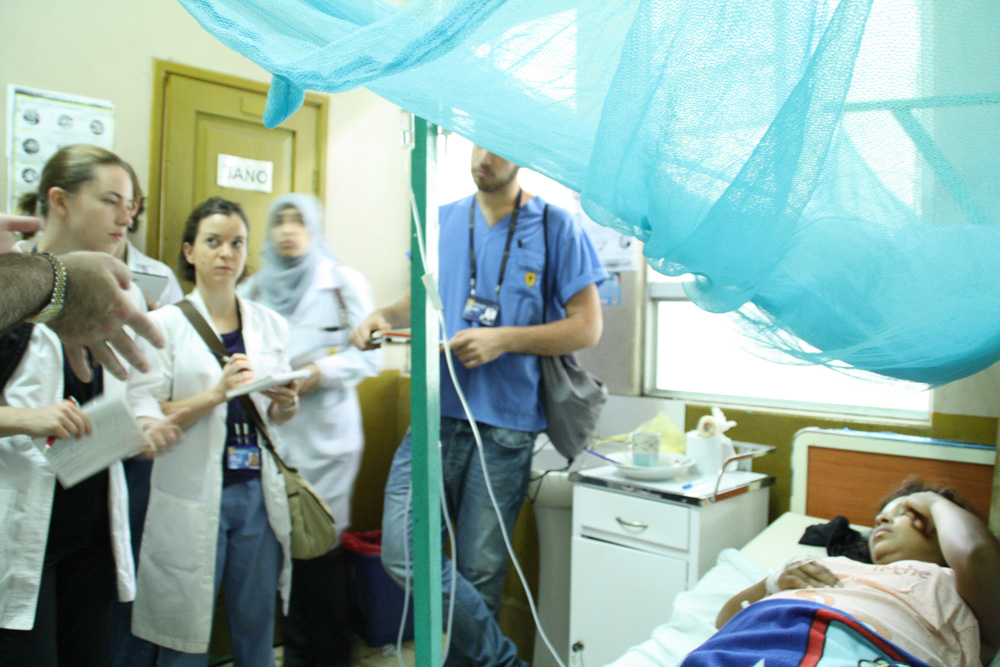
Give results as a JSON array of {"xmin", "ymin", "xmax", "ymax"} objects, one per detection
[
  {"xmin": 0, "ymin": 145, "xmax": 183, "ymax": 666},
  {"xmin": 127, "ymin": 196, "xmax": 299, "ymax": 666}
]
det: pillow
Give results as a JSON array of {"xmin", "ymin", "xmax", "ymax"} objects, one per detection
[{"xmin": 608, "ymin": 548, "xmax": 767, "ymax": 667}]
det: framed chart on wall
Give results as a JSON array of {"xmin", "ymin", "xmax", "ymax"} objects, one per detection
[{"xmin": 6, "ymin": 85, "xmax": 115, "ymax": 213}]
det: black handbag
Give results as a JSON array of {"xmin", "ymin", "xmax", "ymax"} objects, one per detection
[
  {"xmin": 538, "ymin": 206, "xmax": 608, "ymax": 462},
  {"xmin": 176, "ymin": 300, "xmax": 337, "ymax": 560}
]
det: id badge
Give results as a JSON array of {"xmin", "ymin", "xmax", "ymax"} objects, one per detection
[
  {"xmin": 226, "ymin": 445, "xmax": 261, "ymax": 470},
  {"xmin": 462, "ymin": 295, "xmax": 500, "ymax": 327}
]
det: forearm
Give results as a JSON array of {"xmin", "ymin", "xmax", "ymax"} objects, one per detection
[
  {"xmin": 268, "ymin": 400, "xmax": 298, "ymax": 424},
  {"xmin": 0, "ymin": 254, "xmax": 53, "ymax": 336},
  {"xmin": 499, "ymin": 282, "xmax": 602, "ymax": 356},
  {"xmin": 313, "ymin": 347, "xmax": 380, "ymax": 390},
  {"xmin": 380, "ymin": 295, "xmax": 413, "ymax": 329},
  {"xmin": 0, "ymin": 407, "xmax": 31, "ymax": 437},
  {"xmin": 716, "ymin": 579, "xmax": 767, "ymax": 628},
  {"xmin": 493, "ymin": 314, "xmax": 601, "ymax": 357},
  {"xmin": 932, "ymin": 500, "xmax": 1000, "ymax": 647},
  {"xmin": 160, "ymin": 389, "xmax": 225, "ymax": 429}
]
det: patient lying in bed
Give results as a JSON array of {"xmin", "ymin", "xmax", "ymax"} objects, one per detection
[{"xmin": 679, "ymin": 480, "xmax": 1000, "ymax": 667}]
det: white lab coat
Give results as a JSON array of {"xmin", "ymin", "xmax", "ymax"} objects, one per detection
[
  {"xmin": 0, "ymin": 312, "xmax": 142, "ymax": 630},
  {"xmin": 126, "ymin": 240, "xmax": 184, "ymax": 307},
  {"xmin": 241, "ymin": 259, "xmax": 381, "ymax": 532},
  {"xmin": 127, "ymin": 291, "xmax": 294, "ymax": 653}
]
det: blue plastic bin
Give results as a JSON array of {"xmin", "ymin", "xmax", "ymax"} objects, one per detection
[{"xmin": 341, "ymin": 530, "xmax": 415, "ymax": 647}]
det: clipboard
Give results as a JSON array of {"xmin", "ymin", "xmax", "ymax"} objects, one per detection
[{"xmin": 225, "ymin": 369, "xmax": 311, "ymax": 400}]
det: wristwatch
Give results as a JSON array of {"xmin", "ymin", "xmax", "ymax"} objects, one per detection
[{"xmin": 31, "ymin": 252, "xmax": 68, "ymax": 324}]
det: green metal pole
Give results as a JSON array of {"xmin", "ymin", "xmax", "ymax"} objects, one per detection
[{"xmin": 409, "ymin": 116, "xmax": 442, "ymax": 666}]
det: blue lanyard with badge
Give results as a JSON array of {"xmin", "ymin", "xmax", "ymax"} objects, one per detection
[
  {"xmin": 227, "ymin": 421, "xmax": 261, "ymax": 470},
  {"xmin": 462, "ymin": 190, "xmax": 522, "ymax": 327}
]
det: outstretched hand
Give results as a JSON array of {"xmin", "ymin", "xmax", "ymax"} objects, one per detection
[{"xmin": 47, "ymin": 252, "xmax": 165, "ymax": 382}]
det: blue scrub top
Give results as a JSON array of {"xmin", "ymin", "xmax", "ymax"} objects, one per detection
[{"xmin": 436, "ymin": 194, "xmax": 608, "ymax": 432}]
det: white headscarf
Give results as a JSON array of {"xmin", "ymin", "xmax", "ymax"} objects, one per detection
[{"xmin": 253, "ymin": 193, "xmax": 336, "ymax": 316}]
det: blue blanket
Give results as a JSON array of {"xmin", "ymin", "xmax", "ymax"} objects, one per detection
[{"xmin": 678, "ymin": 598, "xmax": 936, "ymax": 667}]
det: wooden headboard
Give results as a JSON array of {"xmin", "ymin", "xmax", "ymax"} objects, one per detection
[{"xmin": 790, "ymin": 428, "xmax": 995, "ymax": 526}]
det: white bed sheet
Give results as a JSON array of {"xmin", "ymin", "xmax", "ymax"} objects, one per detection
[{"xmin": 608, "ymin": 512, "xmax": 829, "ymax": 667}]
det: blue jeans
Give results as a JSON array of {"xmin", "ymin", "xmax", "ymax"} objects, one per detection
[
  {"xmin": 381, "ymin": 418, "xmax": 534, "ymax": 667},
  {"xmin": 157, "ymin": 478, "xmax": 282, "ymax": 667}
]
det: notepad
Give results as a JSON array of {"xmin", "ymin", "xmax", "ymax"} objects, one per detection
[
  {"xmin": 225, "ymin": 369, "xmax": 311, "ymax": 400},
  {"xmin": 131, "ymin": 271, "xmax": 170, "ymax": 303},
  {"xmin": 43, "ymin": 395, "xmax": 146, "ymax": 488}
]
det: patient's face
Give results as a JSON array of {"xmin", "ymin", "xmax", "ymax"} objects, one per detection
[{"xmin": 869, "ymin": 496, "xmax": 946, "ymax": 565}]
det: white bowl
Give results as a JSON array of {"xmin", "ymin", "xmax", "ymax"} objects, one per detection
[{"xmin": 608, "ymin": 452, "xmax": 696, "ymax": 481}]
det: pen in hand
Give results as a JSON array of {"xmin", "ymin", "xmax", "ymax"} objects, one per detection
[
  {"xmin": 45, "ymin": 396, "xmax": 79, "ymax": 448},
  {"xmin": 209, "ymin": 348, "xmax": 233, "ymax": 364}
]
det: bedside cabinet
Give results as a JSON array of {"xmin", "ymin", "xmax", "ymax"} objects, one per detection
[{"xmin": 568, "ymin": 469, "xmax": 772, "ymax": 667}]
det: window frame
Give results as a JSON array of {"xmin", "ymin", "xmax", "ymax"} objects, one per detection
[{"xmin": 644, "ymin": 278, "xmax": 932, "ymax": 423}]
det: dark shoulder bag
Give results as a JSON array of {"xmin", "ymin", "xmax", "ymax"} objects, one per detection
[
  {"xmin": 539, "ymin": 206, "xmax": 608, "ymax": 463},
  {"xmin": 176, "ymin": 300, "xmax": 337, "ymax": 560}
]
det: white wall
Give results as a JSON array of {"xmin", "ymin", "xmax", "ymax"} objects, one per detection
[{"xmin": 0, "ymin": 0, "xmax": 413, "ymax": 369}]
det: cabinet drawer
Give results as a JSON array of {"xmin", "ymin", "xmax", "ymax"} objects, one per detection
[{"xmin": 574, "ymin": 485, "xmax": 690, "ymax": 551}]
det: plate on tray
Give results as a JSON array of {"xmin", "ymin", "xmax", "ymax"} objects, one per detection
[{"xmin": 608, "ymin": 452, "xmax": 696, "ymax": 481}]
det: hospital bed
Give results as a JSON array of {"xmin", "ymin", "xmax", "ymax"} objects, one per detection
[{"xmin": 607, "ymin": 427, "xmax": 996, "ymax": 667}]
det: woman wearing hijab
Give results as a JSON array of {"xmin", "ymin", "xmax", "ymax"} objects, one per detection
[{"xmin": 242, "ymin": 193, "xmax": 381, "ymax": 666}]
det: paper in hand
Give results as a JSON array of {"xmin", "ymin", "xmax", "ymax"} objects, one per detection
[
  {"xmin": 43, "ymin": 395, "xmax": 145, "ymax": 488},
  {"xmin": 225, "ymin": 369, "xmax": 310, "ymax": 400},
  {"xmin": 131, "ymin": 271, "xmax": 170, "ymax": 303}
]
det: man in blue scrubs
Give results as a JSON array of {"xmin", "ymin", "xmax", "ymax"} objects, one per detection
[{"xmin": 352, "ymin": 145, "xmax": 607, "ymax": 667}]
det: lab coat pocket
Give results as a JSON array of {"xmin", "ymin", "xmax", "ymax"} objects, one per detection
[
  {"xmin": 144, "ymin": 490, "xmax": 212, "ymax": 571},
  {"xmin": 0, "ymin": 489, "xmax": 16, "ymax": 543},
  {"xmin": 0, "ymin": 489, "xmax": 14, "ymax": 575}
]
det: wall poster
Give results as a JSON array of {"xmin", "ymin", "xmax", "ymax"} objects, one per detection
[{"xmin": 7, "ymin": 85, "xmax": 115, "ymax": 213}]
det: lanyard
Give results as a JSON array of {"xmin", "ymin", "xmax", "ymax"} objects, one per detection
[{"xmin": 468, "ymin": 189, "xmax": 522, "ymax": 299}]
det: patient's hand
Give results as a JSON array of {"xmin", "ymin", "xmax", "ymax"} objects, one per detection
[
  {"xmin": 897, "ymin": 491, "xmax": 942, "ymax": 538},
  {"xmin": 769, "ymin": 557, "xmax": 842, "ymax": 594}
]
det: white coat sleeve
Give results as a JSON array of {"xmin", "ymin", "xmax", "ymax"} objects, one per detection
[
  {"xmin": 126, "ymin": 312, "xmax": 173, "ymax": 420},
  {"xmin": 312, "ymin": 267, "xmax": 382, "ymax": 391}
]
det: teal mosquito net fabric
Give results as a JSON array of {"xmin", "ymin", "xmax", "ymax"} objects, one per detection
[{"xmin": 179, "ymin": 0, "xmax": 1000, "ymax": 386}]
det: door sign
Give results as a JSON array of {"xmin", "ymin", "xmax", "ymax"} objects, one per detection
[{"xmin": 216, "ymin": 153, "xmax": 273, "ymax": 193}]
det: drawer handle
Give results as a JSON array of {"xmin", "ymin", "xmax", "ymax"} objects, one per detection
[{"xmin": 615, "ymin": 516, "xmax": 648, "ymax": 530}]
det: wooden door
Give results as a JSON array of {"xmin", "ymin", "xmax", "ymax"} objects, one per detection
[{"xmin": 148, "ymin": 61, "xmax": 327, "ymax": 287}]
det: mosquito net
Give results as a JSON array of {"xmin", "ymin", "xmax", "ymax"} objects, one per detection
[{"xmin": 178, "ymin": 0, "xmax": 1000, "ymax": 385}]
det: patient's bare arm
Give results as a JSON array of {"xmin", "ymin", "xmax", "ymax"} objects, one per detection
[
  {"xmin": 715, "ymin": 557, "xmax": 841, "ymax": 628},
  {"xmin": 716, "ymin": 579, "xmax": 767, "ymax": 628},
  {"xmin": 903, "ymin": 492, "xmax": 1000, "ymax": 664}
]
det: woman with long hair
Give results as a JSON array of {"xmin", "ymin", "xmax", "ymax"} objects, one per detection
[
  {"xmin": 0, "ymin": 144, "xmax": 182, "ymax": 666},
  {"xmin": 128, "ymin": 196, "xmax": 299, "ymax": 666}
]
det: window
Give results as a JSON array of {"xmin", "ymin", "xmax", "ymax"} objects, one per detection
[
  {"xmin": 648, "ymin": 276, "xmax": 931, "ymax": 419},
  {"xmin": 647, "ymin": 1, "xmax": 931, "ymax": 420}
]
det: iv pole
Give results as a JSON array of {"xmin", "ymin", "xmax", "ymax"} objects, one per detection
[{"xmin": 409, "ymin": 115, "xmax": 444, "ymax": 665}]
